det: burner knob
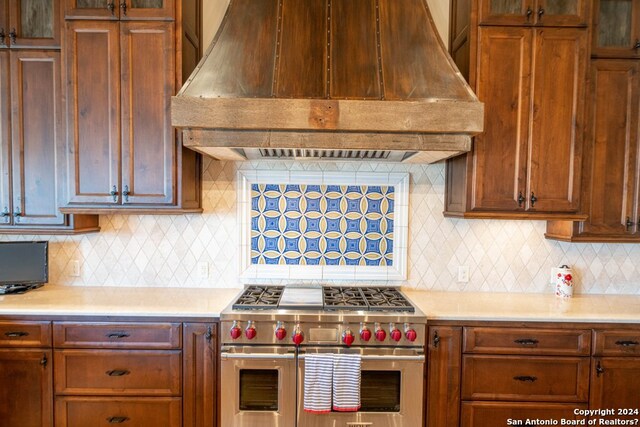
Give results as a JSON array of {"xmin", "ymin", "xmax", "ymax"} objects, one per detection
[
  {"xmin": 342, "ymin": 329, "xmax": 355, "ymax": 347},
  {"xmin": 245, "ymin": 326, "xmax": 257, "ymax": 340},
  {"xmin": 275, "ymin": 326, "xmax": 287, "ymax": 341},
  {"xmin": 390, "ymin": 326, "xmax": 402, "ymax": 342},
  {"xmin": 375, "ymin": 327, "xmax": 387, "ymax": 342},
  {"xmin": 292, "ymin": 325, "xmax": 304, "ymax": 346},
  {"xmin": 405, "ymin": 328, "xmax": 417, "ymax": 342},
  {"xmin": 230, "ymin": 322, "xmax": 242, "ymax": 340},
  {"xmin": 360, "ymin": 327, "xmax": 372, "ymax": 342}
]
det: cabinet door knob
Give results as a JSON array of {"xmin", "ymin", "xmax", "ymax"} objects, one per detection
[
  {"xmin": 596, "ymin": 361, "xmax": 604, "ymax": 377},
  {"xmin": 120, "ymin": 1, "xmax": 127, "ymax": 16},
  {"xmin": 537, "ymin": 7, "xmax": 545, "ymax": 19},
  {"xmin": 530, "ymin": 192, "xmax": 538, "ymax": 207},
  {"xmin": 13, "ymin": 207, "xmax": 22, "ymax": 222},
  {"xmin": 1, "ymin": 207, "xmax": 9, "ymax": 221},
  {"xmin": 0, "ymin": 28, "xmax": 6, "ymax": 46},
  {"xmin": 433, "ymin": 331, "xmax": 440, "ymax": 348},
  {"xmin": 634, "ymin": 40, "xmax": 640, "ymax": 50},
  {"xmin": 110, "ymin": 185, "xmax": 119, "ymax": 202},
  {"xmin": 8, "ymin": 28, "xmax": 16, "ymax": 45},
  {"xmin": 626, "ymin": 217, "xmax": 634, "ymax": 230},
  {"xmin": 107, "ymin": 2, "xmax": 115, "ymax": 15},
  {"xmin": 525, "ymin": 7, "xmax": 533, "ymax": 22},
  {"xmin": 122, "ymin": 185, "xmax": 130, "ymax": 202},
  {"xmin": 517, "ymin": 191, "xmax": 525, "ymax": 207},
  {"xmin": 205, "ymin": 326, "xmax": 213, "ymax": 342},
  {"xmin": 40, "ymin": 354, "xmax": 48, "ymax": 367}
]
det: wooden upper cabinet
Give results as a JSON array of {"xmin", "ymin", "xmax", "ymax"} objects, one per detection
[
  {"xmin": 0, "ymin": 51, "xmax": 10, "ymax": 224},
  {"xmin": 9, "ymin": 51, "xmax": 66, "ymax": 227},
  {"xmin": 65, "ymin": 0, "xmax": 175, "ymax": 20},
  {"xmin": 577, "ymin": 60, "xmax": 640, "ymax": 237},
  {"xmin": 0, "ymin": 1, "xmax": 8, "ymax": 48},
  {"xmin": 120, "ymin": 22, "xmax": 175, "ymax": 205},
  {"xmin": 65, "ymin": 21, "xmax": 121, "ymax": 206},
  {"xmin": 6, "ymin": 0, "xmax": 61, "ymax": 48},
  {"xmin": 472, "ymin": 26, "xmax": 531, "ymax": 211},
  {"xmin": 592, "ymin": 0, "xmax": 640, "ymax": 58},
  {"xmin": 478, "ymin": 0, "xmax": 588, "ymax": 27},
  {"xmin": 526, "ymin": 28, "xmax": 586, "ymax": 213}
]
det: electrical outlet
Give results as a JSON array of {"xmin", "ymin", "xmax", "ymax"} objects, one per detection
[
  {"xmin": 71, "ymin": 260, "xmax": 80, "ymax": 277},
  {"xmin": 457, "ymin": 265, "xmax": 470, "ymax": 283},
  {"xmin": 197, "ymin": 262, "xmax": 209, "ymax": 279}
]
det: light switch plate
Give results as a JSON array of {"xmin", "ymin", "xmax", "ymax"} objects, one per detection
[
  {"xmin": 71, "ymin": 260, "xmax": 80, "ymax": 277},
  {"xmin": 197, "ymin": 262, "xmax": 209, "ymax": 279}
]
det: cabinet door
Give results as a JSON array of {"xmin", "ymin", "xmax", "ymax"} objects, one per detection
[
  {"xmin": 0, "ymin": 349, "xmax": 53, "ymax": 427},
  {"xmin": 65, "ymin": 0, "xmax": 119, "ymax": 20},
  {"xmin": 122, "ymin": 0, "xmax": 175, "ymax": 20},
  {"xmin": 120, "ymin": 21, "xmax": 175, "ymax": 205},
  {"xmin": 527, "ymin": 28, "xmax": 587, "ymax": 212},
  {"xmin": 461, "ymin": 402, "xmax": 588, "ymax": 427},
  {"xmin": 0, "ymin": 0, "xmax": 8, "ymax": 48},
  {"xmin": 478, "ymin": 0, "xmax": 536, "ymax": 26},
  {"xmin": 537, "ymin": 0, "xmax": 590, "ymax": 27},
  {"xmin": 472, "ymin": 27, "xmax": 531, "ymax": 211},
  {"xmin": 0, "ymin": 50, "xmax": 10, "ymax": 225},
  {"xmin": 426, "ymin": 327, "xmax": 462, "ymax": 427},
  {"xmin": 580, "ymin": 60, "xmax": 639, "ymax": 237},
  {"xmin": 65, "ymin": 21, "xmax": 121, "ymax": 205},
  {"xmin": 592, "ymin": 0, "xmax": 640, "ymax": 58},
  {"xmin": 7, "ymin": 0, "xmax": 61, "ymax": 48},
  {"xmin": 590, "ymin": 358, "xmax": 640, "ymax": 420},
  {"xmin": 10, "ymin": 51, "xmax": 65, "ymax": 226},
  {"xmin": 183, "ymin": 323, "xmax": 217, "ymax": 427}
]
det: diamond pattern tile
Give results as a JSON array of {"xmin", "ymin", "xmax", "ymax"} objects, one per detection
[{"xmin": 1, "ymin": 160, "xmax": 639, "ymax": 294}]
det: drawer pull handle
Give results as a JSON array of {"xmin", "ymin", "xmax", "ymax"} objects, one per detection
[
  {"xmin": 513, "ymin": 375, "xmax": 537, "ymax": 382},
  {"xmin": 615, "ymin": 340, "xmax": 639, "ymax": 347},
  {"xmin": 107, "ymin": 332, "xmax": 130, "ymax": 339},
  {"xmin": 106, "ymin": 369, "xmax": 130, "ymax": 377},
  {"xmin": 107, "ymin": 416, "xmax": 130, "ymax": 424},
  {"xmin": 514, "ymin": 338, "xmax": 539, "ymax": 345},
  {"xmin": 4, "ymin": 331, "xmax": 29, "ymax": 338}
]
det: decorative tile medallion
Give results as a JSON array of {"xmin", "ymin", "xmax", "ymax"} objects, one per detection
[{"xmin": 238, "ymin": 171, "xmax": 409, "ymax": 281}]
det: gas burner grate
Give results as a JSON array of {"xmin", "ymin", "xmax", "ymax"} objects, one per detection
[
  {"xmin": 232, "ymin": 286, "xmax": 284, "ymax": 310},
  {"xmin": 323, "ymin": 287, "xmax": 368, "ymax": 311},
  {"xmin": 360, "ymin": 287, "xmax": 415, "ymax": 312}
]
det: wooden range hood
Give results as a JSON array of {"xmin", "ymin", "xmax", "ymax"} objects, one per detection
[{"xmin": 172, "ymin": 0, "xmax": 484, "ymax": 163}]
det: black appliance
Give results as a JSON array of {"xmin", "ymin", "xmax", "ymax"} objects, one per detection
[{"xmin": 0, "ymin": 241, "xmax": 48, "ymax": 294}]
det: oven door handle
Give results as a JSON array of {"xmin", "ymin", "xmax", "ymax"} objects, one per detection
[
  {"xmin": 298, "ymin": 354, "xmax": 425, "ymax": 362},
  {"xmin": 220, "ymin": 352, "xmax": 296, "ymax": 360}
]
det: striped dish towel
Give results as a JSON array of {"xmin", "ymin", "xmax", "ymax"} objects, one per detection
[
  {"xmin": 332, "ymin": 354, "xmax": 361, "ymax": 412},
  {"xmin": 303, "ymin": 354, "xmax": 334, "ymax": 413}
]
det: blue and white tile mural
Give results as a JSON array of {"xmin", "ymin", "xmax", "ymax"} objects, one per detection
[{"xmin": 238, "ymin": 171, "xmax": 409, "ymax": 281}]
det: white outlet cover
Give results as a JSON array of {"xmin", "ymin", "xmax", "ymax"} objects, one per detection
[
  {"xmin": 71, "ymin": 260, "xmax": 80, "ymax": 277},
  {"xmin": 197, "ymin": 262, "xmax": 209, "ymax": 279},
  {"xmin": 457, "ymin": 265, "xmax": 469, "ymax": 283}
]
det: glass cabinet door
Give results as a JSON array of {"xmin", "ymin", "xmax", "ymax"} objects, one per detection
[
  {"xmin": 478, "ymin": 0, "xmax": 537, "ymax": 26},
  {"xmin": 8, "ymin": 0, "xmax": 61, "ymax": 48},
  {"xmin": 0, "ymin": 1, "xmax": 8, "ymax": 49},
  {"xmin": 65, "ymin": 0, "xmax": 119, "ymax": 20},
  {"xmin": 538, "ymin": 0, "xmax": 590, "ymax": 26},
  {"xmin": 121, "ymin": 0, "xmax": 174, "ymax": 20},
  {"xmin": 593, "ymin": 0, "xmax": 640, "ymax": 58}
]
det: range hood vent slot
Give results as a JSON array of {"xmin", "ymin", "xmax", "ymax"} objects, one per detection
[{"xmin": 257, "ymin": 149, "xmax": 394, "ymax": 161}]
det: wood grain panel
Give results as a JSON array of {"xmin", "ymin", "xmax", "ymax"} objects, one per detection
[
  {"xmin": 426, "ymin": 327, "xmax": 462, "ymax": 427},
  {"xmin": 10, "ymin": 51, "xmax": 65, "ymax": 226},
  {"xmin": 123, "ymin": 0, "xmax": 175, "ymax": 20},
  {"xmin": 276, "ymin": 0, "xmax": 326, "ymax": 98},
  {"xmin": 539, "ymin": 0, "xmax": 589, "ymax": 27},
  {"xmin": 463, "ymin": 327, "xmax": 591, "ymax": 355},
  {"xmin": 183, "ymin": 0, "xmax": 278, "ymax": 98},
  {"xmin": 0, "ymin": 50, "xmax": 10, "ymax": 225},
  {"xmin": 8, "ymin": 0, "xmax": 60, "ymax": 47},
  {"xmin": 472, "ymin": 26, "xmax": 531, "ymax": 211},
  {"xmin": 120, "ymin": 21, "xmax": 175, "ymax": 205},
  {"xmin": 183, "ymin": 323, "xmax": 217, "ymax": 427},
  {"xmin": 527, "ymin": 28, "xmax": 587, "ymax": 212},
  {"xmin": 0, "ymin": 0, "xmax": 8, "ymax": 44},
  {"xmin": 53, "ymin": 322, "xmax": 181, "ymax": 349},
  {"xmin": 65, "ymin": 0, "xmax": 119, "ymax": 20},
  {"xmin": 593, "ymin": 330, "xmax": 640, "ymax": 356},
  {"xmin": 461, "ymin": 402, "xmax": 588, "ymax": 427},
  {"xmin": 379, "ymin": 0, "xmax": 472, "ymax": 100},
  {"xmin": 0, "ymin": 321, "xmax": 52, "ymax": 348},
  {"xmin": 590, "ymin": 357, "xmax": 640, "ymax": 414},
  {"xmin": 330, "ymin": 0, "xmax": 380, "ymax": 99},
  {"xmin": 592, "ymin": 0, "xmax": 640, "ymax": 59},
  {"xmin": 55, "ymin": 397, "xmax": 181, "ymax": 427}
]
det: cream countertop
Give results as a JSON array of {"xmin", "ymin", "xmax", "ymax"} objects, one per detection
[
  {"xmin": 0, "ymin": 285, "xmax": 639, "ymax": 323},
  {"xmin": 0, "ymin": 285, "xmax": 242, "ymax": 318}
]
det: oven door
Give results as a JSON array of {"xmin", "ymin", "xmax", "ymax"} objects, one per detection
[
  {"xmin": 297, "ymin": 347, "xmax": 425, "ymax": 427},
  {"xmin": 221, "ymin": 346, "xmax": 296, "ymax": 427}
]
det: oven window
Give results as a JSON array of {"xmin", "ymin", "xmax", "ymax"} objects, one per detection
[
  {"xmin": 360, "ymin": 371, "xmax": 401, "ymax": 412},
  {"xmin": 239, "ymin": 370, "xmax": 279, "ymax": 411}
]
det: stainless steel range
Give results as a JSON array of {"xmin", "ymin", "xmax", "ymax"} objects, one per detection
[{"xmin": 220, "ymin": 285, "xmax": 426, "ymax": 427}]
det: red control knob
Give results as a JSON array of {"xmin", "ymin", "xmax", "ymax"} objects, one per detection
[
  {"xmin": 342, "ymin": 330, "xmax": 355, "ymax": 347},
  {"xmin": 230, "ymin": 325, "xmax": 242, "ymax": 340},
  {"xmin": 390, "ymin": 328, "xmax": 402, "ymax": 342},
  {"xmin": 405, "ymin": 328, "xmax": 417, "ymax": 342},
  {"xmin": 292, "ymin": 331, "xmax": 304, "ymax": 346},
  {"xmin": 360, "ymin": 327, "xmax": 372, "ymax": 342},
  {"xmin": 275, "ymin": 327, "xmax": 287, "ymax": 341},
  {"xmin": 375, "ymin": 328, "xmax": 387, "ymax": 342},
  {"xmin": 245, "ymin": 327, "xmax": 257, "ymax": 340}
]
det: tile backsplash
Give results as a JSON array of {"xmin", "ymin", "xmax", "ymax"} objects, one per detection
[{"xmin": 2, "ymin": 158, "xmax": 639, "ymax": 295}]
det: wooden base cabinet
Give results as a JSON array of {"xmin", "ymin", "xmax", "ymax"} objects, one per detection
[
  {"xmin": 461, "ymin": 402, "xmax": 587, "ymax": 427},
  {"xmin": 426, "ymin": 326, "xmax": 462, "ymax": 427},
  {"xmin": 183, "ymin": 323, "xmax": 217, "ymax": 427}
]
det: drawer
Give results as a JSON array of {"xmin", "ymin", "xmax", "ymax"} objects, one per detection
[
  {"xmin": 54, "ymin": 350, "xmax": 181, "ymax": 396},
  {"xmin": 53, "ymin": 322, "xmax": 181, "ymax": 349},
  {"xmin": 463, "ymin": 327, "xmax": 591, "ymax": 356},
  {"xmin": 461, "ymin": 355, "xmax": 590, "ymax": 402},
  {"xmin": 0, "ymin": 321, "xmax": 51, "ymax": 347},
  {"xmin": 55, "ymin": 397, "xmax": 181, "ymax": 427},
  {"xmin": 593, "ymin": 330, "xmax": 640, "ymax": 356},
  {"xmin": 461, "ymin": 402, "xmax": 588, "ymax": 427}
]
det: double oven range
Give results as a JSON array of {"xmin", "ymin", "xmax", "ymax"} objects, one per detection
[{"xmin": 220, "ymin": 285, "xmax": 426, "ymax": 427}]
